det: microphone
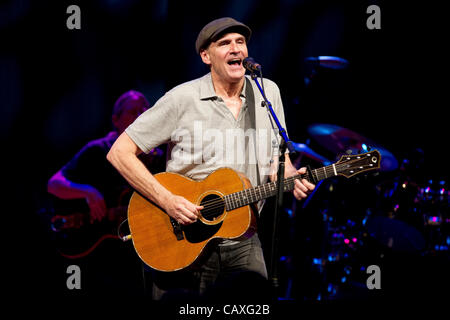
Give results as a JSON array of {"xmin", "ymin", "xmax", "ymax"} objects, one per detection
[{"xmin": 243, "ymin": 57, "xmax": 262, "ymax": 72}]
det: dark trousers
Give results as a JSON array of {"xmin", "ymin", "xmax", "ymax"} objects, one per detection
[{"xmin": 150, "ymin": 234, "xmax": 269, "ymax": 301}]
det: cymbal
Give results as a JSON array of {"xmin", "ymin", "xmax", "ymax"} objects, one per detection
[
  {"xmin": 305, "ymin": 56, "xmax": 349, "ymax": 69},
  {"xmin": 307, "ymin": 123, "xmax": 398, "ymax": 171},
  {"xmin": 292, "ymin": 142, "xmax": 331, "ymax": 165}
]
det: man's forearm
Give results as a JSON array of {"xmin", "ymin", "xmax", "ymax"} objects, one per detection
[{"xmin": 47, "ymin": 170, "xmax": 94, "ymax": 199}]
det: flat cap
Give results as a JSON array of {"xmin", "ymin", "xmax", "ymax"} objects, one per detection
[{"xmin": 195, "ymin": 17, "xmax": 252, "ymax": 54}]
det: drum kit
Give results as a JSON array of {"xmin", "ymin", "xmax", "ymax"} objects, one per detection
[
  {"xmin": 282, "ymin": 122, "xmax": 448, "ymax": 300},
  {"xmin": 275, "ymin": 56, "xmax": 448, "ymax": 300}
]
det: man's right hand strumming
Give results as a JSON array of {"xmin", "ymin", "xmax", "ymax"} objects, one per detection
[{"xmin": 162, "ymin": 194, "xmax": 203, "ymax": 225}]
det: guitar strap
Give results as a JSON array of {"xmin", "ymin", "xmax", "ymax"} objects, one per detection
[{"xmin": 245, "ymin": 77, "xmax": 261, "ymax": 186}]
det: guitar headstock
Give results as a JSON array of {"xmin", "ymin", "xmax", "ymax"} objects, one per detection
[{"xmin": 335, "ymin": 150, "xmax": 381, "ymax": 178}]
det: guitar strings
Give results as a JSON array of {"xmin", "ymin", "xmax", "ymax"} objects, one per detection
[
  {"xmin": 199, "ymin": 170, "xmax": 323, "ymax": 217},
  {"xmin": 196, "ymin": 157, "xmax": 376, "ymax": 219},
  {"xmin": 198, "ymin": 164, "xmax": 346, "ymax": 212},
  {"xmin": 199, "ymin": 156, "xmax": 368, "ymax": 209},
  {"xmin": 198, "ymin": 176, "xmax": 301, "ymax": 219}
]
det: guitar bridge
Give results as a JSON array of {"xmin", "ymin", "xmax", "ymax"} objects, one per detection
[{"xmin": 170, "ymin": 218, "xmax": 184, "ymax": 241}]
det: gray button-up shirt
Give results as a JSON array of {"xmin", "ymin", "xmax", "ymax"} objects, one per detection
[{"xmin": 126, "ymin": 72, "xmax": 287, "ymax": 189}]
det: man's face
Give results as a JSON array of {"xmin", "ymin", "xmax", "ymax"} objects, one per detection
[{"xmin": 200, "ymin": 32, "xmax": 248, "ymax": 84}]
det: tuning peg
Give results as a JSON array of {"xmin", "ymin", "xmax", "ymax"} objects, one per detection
[{"xmin": 346, "ymin": 149, "xmax": 353, "ymax": 155}]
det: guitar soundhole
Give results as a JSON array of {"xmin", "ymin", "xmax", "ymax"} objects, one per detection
[{"xmin": 200, "ymin": 194, "xmax": 225, "ymax": 222}]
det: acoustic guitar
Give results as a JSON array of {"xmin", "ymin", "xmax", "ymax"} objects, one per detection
[{"xmin": 128, "ymin": 150, "xmax": 381, "ymax": 271}]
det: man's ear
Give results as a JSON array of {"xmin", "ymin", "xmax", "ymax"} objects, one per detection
[{"xmin": 200, "ymin": 49, "xmax": 211, "ymax": 65}]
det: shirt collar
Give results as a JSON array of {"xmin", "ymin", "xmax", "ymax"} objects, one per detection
[{"xmin": 199, "ymin": 72, "xmax": 247, "ymax": 100}]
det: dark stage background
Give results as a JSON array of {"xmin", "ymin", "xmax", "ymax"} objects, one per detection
[{"xmin": 2, "ymin": 0, "xmax": 448, "ymax": 308}]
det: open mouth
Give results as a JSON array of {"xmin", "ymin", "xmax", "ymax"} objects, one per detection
[{"xmin": 227, "ymin": 58, "xmax": 242, "ymax": 67}]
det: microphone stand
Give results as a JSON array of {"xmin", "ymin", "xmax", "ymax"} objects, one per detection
[{"xmin": 250, "ymin": 71, "xmax": 296, "ymax": 298}]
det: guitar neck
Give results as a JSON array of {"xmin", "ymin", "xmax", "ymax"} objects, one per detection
[
  {"xmin": 222, "ymin": 149, "xmax": 381, "ymax": 211},
  {"xmin": 224, "ymin": 164, "xmax": 336, "ymax": 211}
]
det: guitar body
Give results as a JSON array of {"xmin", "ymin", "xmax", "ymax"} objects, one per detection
[
  {"xmin": 128, "ymin": 167, "xmax": 257, "ymax": 272},
  {"xmin": 41, "ymin": 190, "xmax": 131, "ymax": 259},
  {"xmin": 51, "ymin": 218, "xmax": 121, "ymax": 259}
]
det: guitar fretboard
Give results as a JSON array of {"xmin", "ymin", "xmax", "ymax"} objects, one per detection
[{"xmin": 224, "ymin": 164, "xmax": 338, "ymax": 211}]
